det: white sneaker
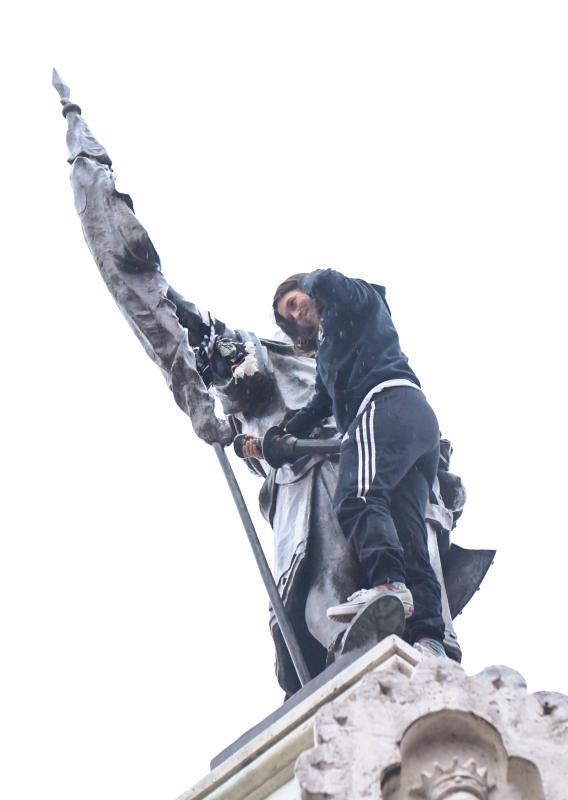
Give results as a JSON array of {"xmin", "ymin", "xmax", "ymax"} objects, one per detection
[{"xmin": 327, "ymin": 582, "xmax": 414, "ymax": 622}]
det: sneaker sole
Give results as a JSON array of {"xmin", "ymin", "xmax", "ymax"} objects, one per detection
[
  {"xmin": 339, "ymin": 594, "xmax": 406, "ymax": 655},
  {"xmin": 328, "ymin": 598, "xmax": 414, "ymax": 623},
  {"xmin": 327, "ymin": 605, "xmax": 365, "ymax": 622}
]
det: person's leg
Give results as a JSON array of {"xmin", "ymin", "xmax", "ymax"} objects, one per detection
[
  {"xmin": 331, "ymin": 418, "xmax": 409, "ymax": 654},
  {"xmin": 332, "ymin": 388, "xmax": 445, "ymax": 646},
  {"xmin": 333, "ymin": 399, "xmax": 406, "ymax": 587},
  {"xmin": 391, "ymin": 459, "xmax": 444, "ymax": 644},
  {"xmin": 334, "ymin": 388, "xmax": 439, "ymax": 586}
]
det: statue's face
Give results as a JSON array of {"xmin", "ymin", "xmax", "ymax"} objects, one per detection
[
  {"xmin": 209, "ymin": 338, "xmax": 255, "ymax": 382},
  {"xmin": 209, "ymin": 337, "xmax": 276, "ymax": 414},
  {"xmin": 276, "ymin": 290, "xmax": 320, "ymax": 340}
]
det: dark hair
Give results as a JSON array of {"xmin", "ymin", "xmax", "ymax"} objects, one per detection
[{"xmin": 272, "ymin": 273, "xmax": 317, "ymax": 354}]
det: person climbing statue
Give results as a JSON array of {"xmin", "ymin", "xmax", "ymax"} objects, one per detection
[{"xmin": 271, "ymin": 270, "xmax": 447, "ymax": 658}]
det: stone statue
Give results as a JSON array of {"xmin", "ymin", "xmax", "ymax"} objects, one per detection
[{"xmin": 53, "ymin": 71, "xmax": 493, "ymax": 696}]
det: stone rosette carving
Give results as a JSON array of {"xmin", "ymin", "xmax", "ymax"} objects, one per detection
[{"xmin": 295, "ymin": 656, "xmax": 568, "ymax": 799}]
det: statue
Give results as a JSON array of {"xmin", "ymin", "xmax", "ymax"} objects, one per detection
[{"xmin": 53, "ymin": 71, "xmax": 494, "ymax": 696}]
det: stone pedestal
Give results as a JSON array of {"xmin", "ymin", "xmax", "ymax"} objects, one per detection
[{"xmin": 179, "ymin": 636, "xmax": 568, "ymax": 800}]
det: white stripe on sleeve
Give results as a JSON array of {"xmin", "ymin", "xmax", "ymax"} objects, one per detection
[
  {"xmin": 369, "ymin": 400, "xmax": 377, "ymax": 486},
  {"xmin": 355, "ymin": 420, "xmax": 363, "ymax": 497}
]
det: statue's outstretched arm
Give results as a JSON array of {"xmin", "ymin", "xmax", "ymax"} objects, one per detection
[
  {"xmin": 165, "ymin": 285, "xmax": 234, "ymax": 346},
  {"xmin": 53, "ymin": 70, "xmax": 232, "ymax": 445}
]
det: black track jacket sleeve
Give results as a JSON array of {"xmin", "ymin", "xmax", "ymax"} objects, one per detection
[
  {"xmin": 284, "ymin": 267, "xmax": 418, "ymax": 434},
  {"xmin": 285, "ymin": 370, "xmax": 333, "ymax": 438},
  {"xmin": 299, "ymin": 268, "xmax": 373, "ymax": 312}
]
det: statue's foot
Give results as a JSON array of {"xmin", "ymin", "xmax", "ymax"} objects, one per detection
[
  {"xmin": 413, "ymin": 637, "xmax": 448, "ymax": 658},
  {"xmin": 339, "ymin": 593, "xmax": 405, "ymax": 655}
]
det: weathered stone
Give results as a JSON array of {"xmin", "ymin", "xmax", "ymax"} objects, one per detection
[{"xmin": 296, "ymin": 656, "xmax": 568, "ymax": 799}]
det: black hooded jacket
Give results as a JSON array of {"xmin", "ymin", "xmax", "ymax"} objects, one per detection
[{"xmin": 286, "ymin": 269, "xmax": 420, "ymax": 436}]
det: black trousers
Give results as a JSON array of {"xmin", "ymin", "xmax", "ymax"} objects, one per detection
[{"xmin": 333, "ymin": 386, "xmax": 444, "ymax": 643}]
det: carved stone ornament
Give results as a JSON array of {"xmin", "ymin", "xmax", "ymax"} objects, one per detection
[
  {"xmin": 409, "ymin": 758, "xmax": 494, "ymax": 800},
  {"xmin": 295, "ymin": 656, "xmax": 568, "ymax": 799}
]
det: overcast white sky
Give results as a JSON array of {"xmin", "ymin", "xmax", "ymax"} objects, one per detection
[{"xmin": 2, "ymin": 2, "xmax": 568, "ymax": 799}]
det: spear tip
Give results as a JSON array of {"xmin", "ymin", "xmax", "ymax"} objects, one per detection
[{"xmin": 52, "ymin": 68, "xmax": 70, "ymax": 103}]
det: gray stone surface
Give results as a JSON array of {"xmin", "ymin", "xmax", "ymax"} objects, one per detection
[{"xmin": 296, "ymin": 656, "xmax": 568, "ymax": 799}]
